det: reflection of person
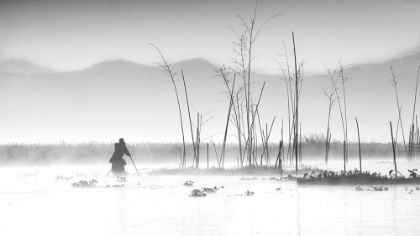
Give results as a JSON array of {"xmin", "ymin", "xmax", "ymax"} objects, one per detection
[{"xmin": 109, "ymin": 138, "xmax": 131, "ymax": 173}]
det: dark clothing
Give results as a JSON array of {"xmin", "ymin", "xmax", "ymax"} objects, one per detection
[{"xmin": 109, "ymin": 143, "xmax": 130, "ymax": 173}]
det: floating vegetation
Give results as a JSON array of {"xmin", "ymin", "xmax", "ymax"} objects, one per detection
[
  {"xmin": 404, "ymin": 186, "xmax": 420, "ymax": 194},
  {"xmin": 183, "ymin": 180, "xmax": 194, "ymax": 186},
  {"xmin": 229, "ymin": 190, "xmax": 255, "ymax": 197},
  {"xmin": 298, "ymin": 169, "xmax": 420, "ymax": 185},
  {"xmin": 408, "ymin": 169, "xmax": 418, "ymax": 178},
  {"xmin": 17, "ymin": 171, "xmax": 39, "ymax": 178},
  {"xmin": 117, "ymin": 176, "xmax": 127, "ymax": 182},
  {"xmin": 201, "ymin": 186, "xmax": 224, "ymax": 193},
  {"xmin": 72, "ymin": 179, "xmax": 98, "ymax": 188},
  {"xmin": 56, "ymin": 175, "xmax": 73, "ymax": 181},
  {"xmin": 151, "ymin": 185, "xmax": 164, "ymax": 189},
  {"xmin": 240, "ymin": 177, "xmax": 258, "ymax": 181},
  {"xmin": 189, "ymin": 189, "xmax": 207, "ymax": 197},
  {"xmin": 105, "ymin": 184, "xmax": 125, "ymax": 188},
  {"xmin": 355, "ymin": 186, "xmax": 389, "ymax": 191},
  {"xmin": 284, "ymin": 174, "xmax": 297, "ymax": 181},
  {"xmin": 244, "ymin": 190, "xmax": 254, "ymax": 196},
  {"xmin": 236, "ymin": 190, "xmax": 254, "ymax": 196}
]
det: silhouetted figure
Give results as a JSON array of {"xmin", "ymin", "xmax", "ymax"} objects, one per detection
[{"xmin": 109, "ymin": 138, "xmax": 131, "ymax": 173}]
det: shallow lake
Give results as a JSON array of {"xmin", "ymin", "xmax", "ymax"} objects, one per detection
[{"xmin": 1, "ymin": 164, "xmax": 420, "ymax": 236}]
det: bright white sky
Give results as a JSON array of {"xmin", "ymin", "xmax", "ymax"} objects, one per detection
[{"xmin": 1, "ymin": 0, "xmax": 419, "ymax": 74}]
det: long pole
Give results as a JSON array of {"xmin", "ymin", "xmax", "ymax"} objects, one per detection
[{"xmin": 128, "ymin": 155, "xmax": 140, "ymax": 176}]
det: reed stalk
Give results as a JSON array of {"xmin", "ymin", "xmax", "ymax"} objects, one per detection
[
  {"xmin": 152, "ymin": 44, "xmax": 186, "ymax": 168},
  {"xmin": 390, "ymin": 67, "xmax": 408, "ymax": 157},
  {"xmin": 292, "ymin": 32, "xmax": 299, "ymax": 175},
  {"xmin": 390, "ymin": 122, "xmax": 398, "ymax": 178},
  {"xmin": 181, "ymin": 71, "xmax": 196, "ymax": 165},
  {"xmin": 356, "ymin": 117, "xmax": 361, "ymax": 172},
  {"xmin": 207, "ymin": 143, "xmax": 209, "ymax": 170}
]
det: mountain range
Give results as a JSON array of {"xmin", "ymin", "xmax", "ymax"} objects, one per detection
[
  {"xmin": 0, "ymin": 59, "xmax": 56, "ymax": 75},
  {"xmin": 0, "ymin": 54, "xmax": 419, "ymax": 144}
]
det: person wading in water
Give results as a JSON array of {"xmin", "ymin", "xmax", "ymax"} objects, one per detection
[{"xmin": 109, "ymin": 138, "xmax": 131, "ymax": 173}]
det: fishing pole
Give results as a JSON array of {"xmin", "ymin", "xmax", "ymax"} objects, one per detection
[{"xmin": 129, "ymin": 155, "xmax": 140, "ymax": 176}]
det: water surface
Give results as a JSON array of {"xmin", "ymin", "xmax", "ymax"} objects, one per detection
[{"xmin": 0, "ymin": 165, "xmax": 419, "ymax": 235}]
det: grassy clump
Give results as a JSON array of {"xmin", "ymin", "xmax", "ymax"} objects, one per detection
[{"xmin": 297, "ymin": 169, "xmax": 420, "ymax": 185}]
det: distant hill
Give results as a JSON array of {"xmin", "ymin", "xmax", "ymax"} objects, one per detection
[
  {"xmin": 0, "ymin": 59, "xmax": 56, "ymax": 75},
  {"xmin": 0, "ymin": 55, "xmax": 419, "ymax": 144}
]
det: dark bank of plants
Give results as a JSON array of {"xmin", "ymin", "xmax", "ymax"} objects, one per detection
[
  {"xmin": 297, "ymin": 169, "xmax": 420, "ymax": 185},
  {"xmin": 0, "ymin": 138, "xmax": 406, "ymax": 166}
]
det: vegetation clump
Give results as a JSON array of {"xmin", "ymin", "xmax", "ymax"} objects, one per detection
[
  {"xmin": 17, "ymin": 171, "xmax": 39, "ymax": 178},
  {"xmin": 284, "ymin": 174, "xmax": 297, "ymax": 181},
  {"xmin": 71, "ymin": 179, "xmax": 98, "ymax": 188},
  {"xmin": 117, "ymin": 176, "xmax": 127, "ymax": 182},
  {"xmin": 183, "ymin": 180, "xmax": 194, "ymax": 186},
  {"xmin": 56, "ymin": 175, "xmax": 73, "ymax": 180},
  {"xmin": 236, "ymin": 190, "xmax": 254, "ymax": 196},
  {"xmin": 240, "ymin": 177, "xmax": 258, "ymax": 181},
  {"xmin": 407, "ymin": 187, "xmax": 420, "ymax": 194},
  {"xmin": 201, "ymin": 186, "xmax": 224, "ymax": 193},
  {"xmin": 355, "ymin": 186, "xmax": 389, "ymax": 191},
  {"xmin": 189, "ymin": 189, "xmax": 207, "ymax": 197},
  {"xmin": 105, "ymin": 184, "xmax": 124, "ymax": 188},
  {"xmin": 297, "ymin": 169, "xmax": 420, "ymax": 185}
]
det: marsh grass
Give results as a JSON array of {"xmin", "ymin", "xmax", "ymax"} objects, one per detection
[
  {"xmin": 0, "ymin": 139, "xmax": 407, "ymax": 166},
  {"xmin": 297, "ymin": 169, "xmax": 420, "ymax": 185}
]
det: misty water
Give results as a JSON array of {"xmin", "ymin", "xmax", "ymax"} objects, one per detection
[{"xmin": 1, "ymin": 162, "xmax": 420, "ymax": 236}]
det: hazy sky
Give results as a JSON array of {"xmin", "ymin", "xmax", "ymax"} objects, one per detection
[{"xmin": 1, "ymin": 0, "xmax": 419, "ymax": 74}]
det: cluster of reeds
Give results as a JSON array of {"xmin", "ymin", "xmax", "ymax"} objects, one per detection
[
  {"xmin": 277, "ymin": 35, "xmax": 304, "ymax": 175},
  {"xmin": 323, "ymin": 62, "xmax": 350, "ymax": 171},
  {"xmin": 406, "ymin": 66, "xmax": 420, "ymax": 162},
  {"xmin": 297, "ymin": 169, "xmax": 420, "ymax": 185},
  {"xmin": 390, "ymin": 66, "xmax": 420, "ymax": 165},
  {"xmin": 152, "ymin": 43, "xmax": 215, "ymax": 170},
  {"xmin": 221, "ymin": 3, "xmax": 277, "ymax": 169},
  {"xmin": 151, "ymin": 2, "xmax": 285, "ymax": 170}
]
